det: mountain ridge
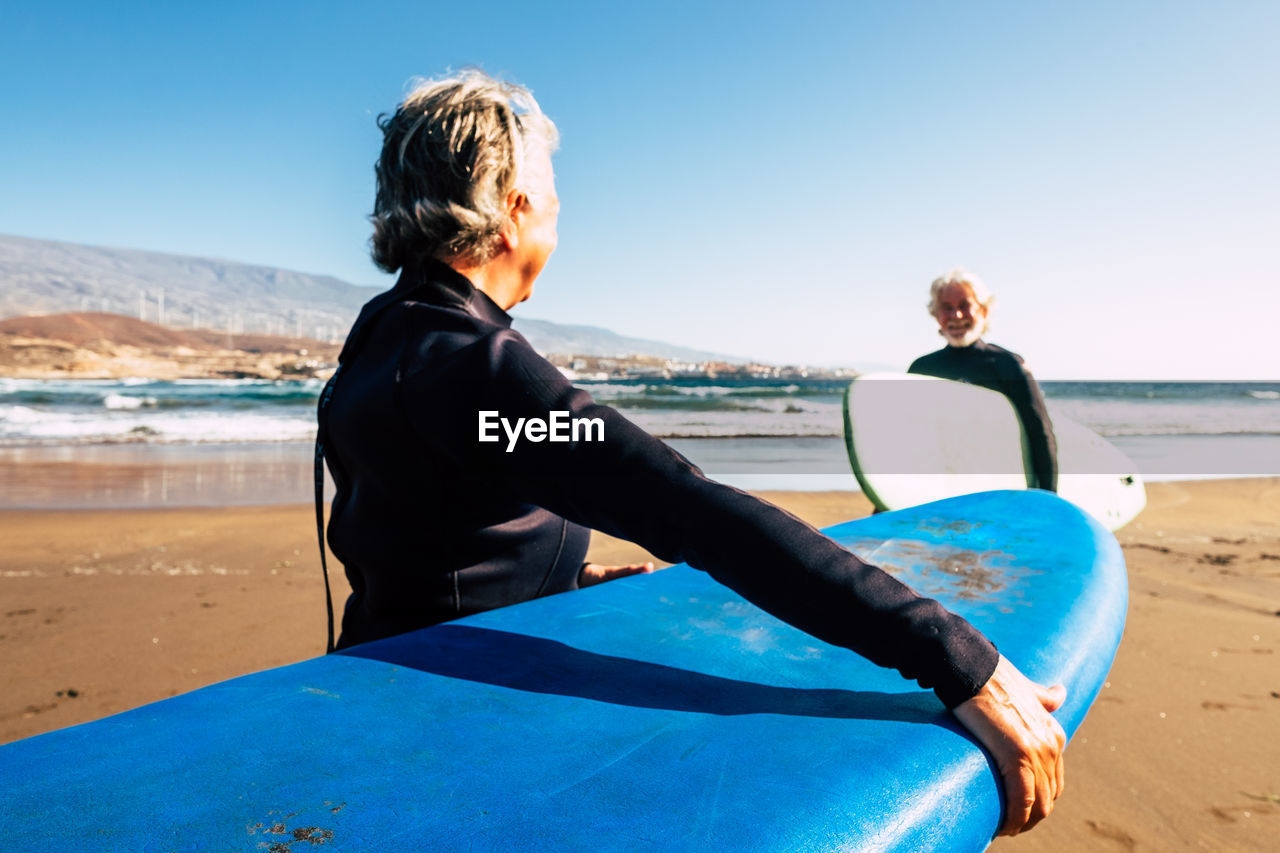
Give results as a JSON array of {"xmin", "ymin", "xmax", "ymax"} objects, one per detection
[
  {"xmin": 0, "ymin": 233, "xmax": 747, "ymax": 363},
  {"xmin": 0, "ymin": 311, "xmax": 340, "ymax": 380}
]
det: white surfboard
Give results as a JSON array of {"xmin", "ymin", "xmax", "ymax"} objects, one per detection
[{"xmin": 843, "ymin": 373, "xmax": 1146, "ymax": 531}]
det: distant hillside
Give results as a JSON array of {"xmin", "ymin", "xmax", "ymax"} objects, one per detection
[
  {"xmin": 0, "ymin": 312, "xmax": 334, "ymax": 355},
  {"xmin": 0, "ymin": 312, "xmax": 339, "ymax": 380},
  {"xmin": 0, "ymin": 234, "xmax": 746, "ymax": 362},
  {"xmin": 508, "ymin": 318, "xmax": 741, "ymax": 365},
  {"xmin": 0, "ymin": 234, "xmax": 367, "ymax": 341},
  {"xmin": 0, "ymin": 311, "xmax": 207, "ymax": 350}
]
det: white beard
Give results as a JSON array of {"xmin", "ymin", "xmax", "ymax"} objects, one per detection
[{"xmin": 943, "ymin": 325, "xmax": 984, "ymax": 347}]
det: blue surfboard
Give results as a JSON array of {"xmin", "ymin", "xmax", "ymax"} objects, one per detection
[{"xmin": 0, "ymin": 490, "xmax": 1126, "ymax": 852}]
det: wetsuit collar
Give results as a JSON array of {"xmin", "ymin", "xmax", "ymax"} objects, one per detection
[
  {"xmin": 394, "ymin": 258, "xmax": 514, "ymax": 329},
  {"xmin": 338, "ymin": 259, "xmax": 512, "ymax": 364}
]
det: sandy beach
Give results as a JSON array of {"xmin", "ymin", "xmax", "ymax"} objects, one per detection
[{"xmin": 2, "ymin": 481, "xmax": 1277, "ymax": 850}]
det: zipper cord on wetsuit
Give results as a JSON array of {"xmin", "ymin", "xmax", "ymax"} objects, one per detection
[{"xmin": 314, "ymin": 365, "xmax": 342, "ymax": 654}]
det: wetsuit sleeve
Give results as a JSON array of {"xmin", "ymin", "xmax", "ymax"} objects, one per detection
[
  {"xmin": 401, "ymin": 330, "xmax": 999, "ymax": 708},
  {"xmin": 1001, "ymin": 360, "xmax": 1058, "ymax": 493}
]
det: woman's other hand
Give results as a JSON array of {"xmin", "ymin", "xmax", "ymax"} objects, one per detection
[{"xmin": 578, "ymin": 561, "xmax": 655, "ymax": 588}]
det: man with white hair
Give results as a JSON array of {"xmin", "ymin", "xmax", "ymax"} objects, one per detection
[
  {"xmin": 317, "ymin": 71, "xmax": 1066, "ymax": 837},
  {"xmin": 910, "ymin": 268, "xmax": 1058, "ymax": 492}
]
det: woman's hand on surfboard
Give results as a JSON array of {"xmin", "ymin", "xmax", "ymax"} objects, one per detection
[
  {"xmin": 578, "ymin": 561, "xmax": 655, "ymax": 587},
  {"xmin": 953, "ymin": 655, "xmax": 1067, "ymax": 836}
]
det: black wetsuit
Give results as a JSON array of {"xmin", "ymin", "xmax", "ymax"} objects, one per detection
[
  {"xmin": 320, "ymin": 260, "xmax": 998, "ymax": 708},
  {"xmin": 909, "ymin": 341, "xmax": 1058, "ymax": 492}
]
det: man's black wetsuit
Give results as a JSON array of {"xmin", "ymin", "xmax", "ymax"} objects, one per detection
[
  {"xmin": 908, "ymin": 341, "xmax": 1058, "ymax": 492},
  {"xmin": 320, "ymin": 260, "xmax": 999, "ymax": 708}
]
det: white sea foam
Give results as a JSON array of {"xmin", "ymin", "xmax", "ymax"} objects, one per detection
[
  {"xmin": 0, "ymin": 405, "xmax": 46, "ymax": 424},
  {"xmin": 103, "ymin": 393, "xmax": 157, "ymax": 410},
  {"xmin": 0, "ymin": 406, "xmax": 316, "ymax": 444}
]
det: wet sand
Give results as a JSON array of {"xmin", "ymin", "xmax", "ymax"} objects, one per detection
[{"xmin": 1, "ymin": 481, "xmax": 1277, "ymax": 849}]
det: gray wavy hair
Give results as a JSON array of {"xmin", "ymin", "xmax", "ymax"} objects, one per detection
[
  {"xmin": 927, "ymin": 267, "xmax": 996, "ymax": 324},
  {"xmin": 370, "ymin": 69, "xmax": 560, "ymax": 272}
]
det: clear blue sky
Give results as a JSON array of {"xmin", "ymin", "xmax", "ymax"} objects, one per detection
[{"xmin": 2, "ymin": 1, "xmax": 1276, "ymax": 378}]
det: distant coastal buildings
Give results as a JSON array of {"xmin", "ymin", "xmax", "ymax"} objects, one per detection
[{"xmin": 544, "ymin": 352, "xmax": 858, "ymax": 382}]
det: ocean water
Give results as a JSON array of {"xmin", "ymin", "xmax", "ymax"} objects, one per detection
[
  {"xmin": 1, "ymin": 377, "xmax": 1277, "ymax": 506},
  {"xmin": 0, "ymin": 378, "xmax": 323, "ymax": 444}
]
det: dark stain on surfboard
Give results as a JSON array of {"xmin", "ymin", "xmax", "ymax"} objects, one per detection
[
  {"xmin": 292, "ymin": 826, "xmax": 334, "ymax": 844},
  {"xmin": 248, "ymin": 818, "xmax": 334, "ymax": 849},
  {"xmin": 910, "ymin": 518, "xmax": 975, "ymax": 535},
  {"xmin": 840, "ymin": 536, "xmax": 1033, "ymax": 603},
  {"xmin": 937, "ymin": 559, "xmax": 1012, "ymax": 601}
]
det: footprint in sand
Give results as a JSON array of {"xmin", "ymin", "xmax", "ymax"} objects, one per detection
[
  {"xmin": 1201, "ymin": 699, "xmax": 1262, "ymax": 711},
  {"xmin": 1085, "ymin": 819, "xmax": 1137, "ymax": 850},
  {"xmin": 1123, "ymin": 543, "xmax": 1171, "ymax": 554}
]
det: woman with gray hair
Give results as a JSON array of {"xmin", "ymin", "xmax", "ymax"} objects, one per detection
[
  {"xmin": 317, "ymin": 70, "xmax": 1066, "ymax": 837},
  {"xmin": 910, "ymin": 268, "xmax": 1058, "ymax": 492}
]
